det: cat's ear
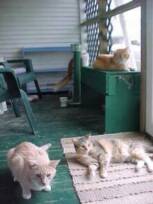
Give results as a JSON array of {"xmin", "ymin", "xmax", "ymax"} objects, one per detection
[
  {"xmin": 40, "ymin": 143, "xmax": 51, "ymax": 151},
  {"xmin": 85, "ymin": 133, "xmax": 91, "ymax": 140},
  {"xmin": 28, "ymin": 160, "xmax": 38, "ymax": 169},
  {"xmin": 49, "ymin": 160, "xmax": 60, "ymax": 168}
]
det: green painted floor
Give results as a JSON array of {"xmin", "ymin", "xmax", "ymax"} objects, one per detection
[{"xmin": 0, "ymin": 94, "xmax": 103, "ymax": 204}]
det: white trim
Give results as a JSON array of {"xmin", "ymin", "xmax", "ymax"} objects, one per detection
[{"xmin": 146, "ymin": 0, "xmax": 153, "ymax": 136}]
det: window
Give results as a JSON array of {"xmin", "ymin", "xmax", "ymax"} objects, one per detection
[
  {"xmin": 80, "ymin": 0, "xmax": 141, "ymax": 68},
  {"xmin": 111, "ymin": 7, "xmax": 141, "ymax": 70},
  {"xmin": 111, "ymin": 0, "xmax": 133, "ymax": 9}
]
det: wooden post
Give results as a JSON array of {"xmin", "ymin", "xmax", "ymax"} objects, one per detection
[{"xmin": 99, "ymin": 0, "xmax": 109, "ymax": 54}]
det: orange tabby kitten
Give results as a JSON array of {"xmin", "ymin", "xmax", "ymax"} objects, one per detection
[
  {"xmin": 54, "ymin": 50, "xmax": 88, "ymax": 91},
  {"xmin": 7, "ymin": 142, "xmax": 60, "ymax": 199},
  {"xmin": 93, "ymin": 47, "xmax": 130, "ymax": 71},
  {"xmin": 72, "ymin": 135, "xmax": 153, "ymax": 179},
  {"xmin": 54, "ymin": 58, "xmax": 73, "ymax": 91}
]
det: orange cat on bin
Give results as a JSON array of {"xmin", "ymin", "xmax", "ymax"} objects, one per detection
[{"xmin": 93, "ymin": 47, "xmax": 130, "ymax": 71}]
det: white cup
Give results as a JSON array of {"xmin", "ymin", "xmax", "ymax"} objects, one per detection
[
  {"xmin": 59, "ymin": 97, "xmax": 68, "ymax": 108},
  {"xmin": 82, "ymin": 51, "xmax": 89, "ymax": 66}
]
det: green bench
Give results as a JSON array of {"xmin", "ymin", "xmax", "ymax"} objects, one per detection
[{"xmin": 81, "ymin": 67, "xmax": 140, "ymax": 133}]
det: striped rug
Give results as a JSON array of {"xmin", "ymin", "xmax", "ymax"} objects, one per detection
[{"xmin": 61, "ymin": 132, "xmax": 153, "ymax": 204}]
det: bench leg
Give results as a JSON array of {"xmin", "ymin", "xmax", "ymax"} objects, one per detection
[
  {"xmin": 20, "ymin": 90, "xmax": 38, "ymax": 136},
  {"xmin": 34, "ymin": 80, "xmax": 42, "ymax": 99},
  {"xmin": 11, "ymin": 99, "xmax": 20, "ymax": 117}
]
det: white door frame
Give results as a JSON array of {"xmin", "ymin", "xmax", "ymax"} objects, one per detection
[{"xmin": 145, "ymin": 0, "xmax": 153, "ymax": 136}]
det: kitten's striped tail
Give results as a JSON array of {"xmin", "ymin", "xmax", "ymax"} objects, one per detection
[
  {"xmin": 53, "ymin": 75, "xmax": 72, "ymax": 92},
  {"xmin": 53, "ymin": 58, "xmax": 73, "ymax": 92}
]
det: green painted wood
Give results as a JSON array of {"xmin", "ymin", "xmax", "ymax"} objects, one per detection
[
  {"xmin": 81, "ymin": 67, "xmax": 140, "ymax": 133},
  {"xmin": 106, "ymin": 75, "xmax": 117, "ymax": 95},
  {"xmin": 11, "ymin": 99, "xmax": 21, "ymax": 117},
  {"xmin": 0, "ymin": 68, "xmax": 37, "ymax": 135},
  {"xmin": 81, "ymin": 84, "xmax": 100, "ymax": 108},
  {"xmin": 7, "ymin": 59, "xmax": 42, "ymax": 99},
  {"xmin": 72, "ymin": 44, "xmax": 81, "ymax": 104},
  {"xmin": 81, "ymin": 67, "xmax": 106, "ymax": 94},
  {"xmin": 20, "ymin": 89, "xmax": 38, "ymax": 136},
  {"xmin": 105, "ymin": 74, "xmax": 140, "ymax": 132}
]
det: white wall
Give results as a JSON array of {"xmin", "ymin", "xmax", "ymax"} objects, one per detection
[
  {"xmin": 0, "ymin": 0, "xmax": 80, "ymax": 91},
  {"xmin": 0, "ymin": 0, "xmax": 80, "ymax": 57}
]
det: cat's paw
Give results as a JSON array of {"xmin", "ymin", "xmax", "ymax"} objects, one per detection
[
  {"xmin": 44, "ymin": 185, "xmax": 51, "ymax": 191},
  {"xmin": 86, "ymin": 170, "xmax": 96, "ymax": 180},
  {"xmin": 135, "ymin": 161, "xmax": 145, "ymax": 172},
  {"xmin": 87, "ymin": 170, "xmax": 96, "ymax": 180},
  {"xmin": 147, "ymin": 163, "xmax": 153, "ymax": 172},
  {"xmin": 87, "ymin": 165, "xmax": 97, "ymax": 179},
  {"xmin": 90, "ymin": 170, "xmax": 96, "ymax": 177},
  {"xmin": 100, "ymin": 171, "xmax": 108, "ymax": 178},
  {"xmin": 22, "ymin": 193, "xmax": 31, "ymax": 200}
]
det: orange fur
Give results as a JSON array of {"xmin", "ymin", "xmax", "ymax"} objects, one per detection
[
  {"xmin": 7, "ymin": 142, "xmax": 60, "ymax": 199},
  {"xmin": 93, "ymin": 48, "xmax": 130, "ymax": 70},
  {"xmin": 54, "ymin": 58, "xmax": 73, "ymax": 91},
  {"xmin": 54, "ymin": 48, "xmax": 129, "ymax": 91}
]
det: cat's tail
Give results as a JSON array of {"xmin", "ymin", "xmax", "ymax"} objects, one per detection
[
  {"xmin": 53, "ymin": 58, "xmax": 73, "ymax": 92},
  {"xmin": 40, "ymin": 143, "xmax": 52, "ymax": 151},
  {"xmin": 53, "ymin": 75, "xmax": 72, "ymax": 92}
]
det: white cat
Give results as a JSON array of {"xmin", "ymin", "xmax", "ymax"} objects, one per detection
[{"xmin": 7, "ymin": 142, "xmax": 60, "ymax": 199}]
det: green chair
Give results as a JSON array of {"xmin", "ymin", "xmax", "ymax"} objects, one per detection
[
  {"xmin": 6, "ymin": 59, "xmax": 42, "ymax": 99},
  {"xmin": 0, "ymin": 64, "xmax": 38, "ymax": 136}
]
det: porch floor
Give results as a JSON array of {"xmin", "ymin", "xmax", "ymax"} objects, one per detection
[{"xmin": 0, "ymin": 94, "xmax": 103, "ymax": 204}]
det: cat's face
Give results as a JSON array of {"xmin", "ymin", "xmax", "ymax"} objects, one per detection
[
  {"xmin": 29, "ymin": 160, "xmax": 60, "ymax": 187},
  {"xmin": 73, "ymin": 136, "xmax": 93, "ymax": 154},
  {"xmin": 114, "ymin": 48, "xmax": 129, "ymax": 64}
]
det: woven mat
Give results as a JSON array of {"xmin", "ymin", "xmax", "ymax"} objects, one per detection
[{"xmin": 61, "ymin": 132, "xmax": 153, "ymax": 204}]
